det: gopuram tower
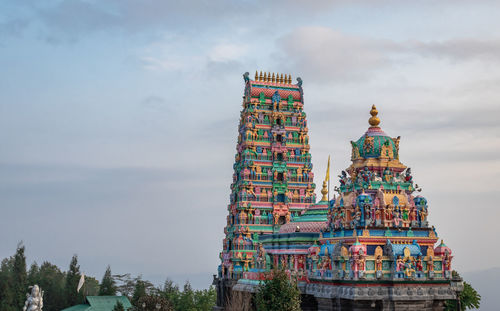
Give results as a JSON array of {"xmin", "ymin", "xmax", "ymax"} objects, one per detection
[{"xmin": 215, "ymin": 72, "xmax": 316, "ymax": 303}]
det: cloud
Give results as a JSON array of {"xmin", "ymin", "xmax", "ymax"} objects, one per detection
[
  {"xmin": 208, "ymin": 43, "xmax": 247, "ymax": 63},
  {"xmin": 140, "ymin": 56, "xmax": 184, "ymax": 72},
  {"xmin": 410, "ymin": 38, "xmax": 500, "ymax": 62},
  {"xmin": 37, "ymin": 0, "xmax": 120, "ymax": 43},
  {"xmin": 0, "ymin": 0, "xmax": 388, "ymax": 44},
  {"xmin": 276, "ymin": 26, "xmax": 500, "ymax": 83},
  {"xmin": 0, "ymin": 18, "xmax": 30, "ymax": 39},
  {"xmin": 140, "ymin": 96, "xmax": 169, "ymax": 110},
  {"xmin": 275, "ymin": 26, "xmax": 396, "ymax": 83}
]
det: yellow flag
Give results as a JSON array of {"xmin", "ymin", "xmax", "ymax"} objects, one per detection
[{"xmin": 325, "ymin": 155, "xmax": 330, "ymax": 182}]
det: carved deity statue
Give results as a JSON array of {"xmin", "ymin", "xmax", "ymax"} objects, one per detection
[
  {"xmin": 23, "ymin": 285, "xmax": 43, "ymax": 311},
  {"xmin": 375, "ymin": 255, "xmax": 383, "ymax": 271},
  {"xmin": 351, "ymin": 141, "xmax": 360, "ymax": 160}
]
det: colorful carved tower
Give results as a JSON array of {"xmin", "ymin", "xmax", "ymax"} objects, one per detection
[{"xmin": 219, "ymin": 71, "xmax": 316, "ymax": 280}]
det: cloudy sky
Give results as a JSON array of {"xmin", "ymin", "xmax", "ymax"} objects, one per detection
[{"xmin": 1, "ymin": 0, "xmax": 499, "ymax": 292}]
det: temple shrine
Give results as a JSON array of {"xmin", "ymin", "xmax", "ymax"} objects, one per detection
[{"xmin": 214, "ymin": 72, "xmax": 463, "ymax": 311}]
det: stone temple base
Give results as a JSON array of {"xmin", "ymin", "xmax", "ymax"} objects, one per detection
[
  {"xmin": 304, "ymin": 282, "xmax": 455, "ymax": 311},
  {"xmin": 315, "ymin": 297, "xmax": 444, "ymax": 311},
  {"xmin": 217, "ymin": 277, "xmax": 459, "ymax": 311}
]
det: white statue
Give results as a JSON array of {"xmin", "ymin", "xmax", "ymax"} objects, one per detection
[{"xmin": 23, "ymin": 285, "xmax": 43, "ymax": 311}]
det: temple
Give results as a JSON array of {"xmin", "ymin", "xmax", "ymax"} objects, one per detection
[{"xmin": 214, "ymin": 72, "xmax": 463, "ymax": 311}]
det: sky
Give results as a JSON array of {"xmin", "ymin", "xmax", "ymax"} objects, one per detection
[{"xmin": 1, "ymin": 0, "xmax": 499, "ymax": 294}]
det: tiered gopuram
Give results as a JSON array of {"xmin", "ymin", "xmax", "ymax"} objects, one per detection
[
  {"xmin": 219, "ymin": 71, "xmax": 316, "ymax": 281},
  {"xmin": 214, "ymin": 73, "xmax": 463, "ymax": 311}
]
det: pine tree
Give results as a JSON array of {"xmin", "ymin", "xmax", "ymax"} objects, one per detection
[
  {"xmin": 162, "ymin": 279, "xmax": 180, "ymax": 308},
  {"xmin": 12, "ymin": 243, "xmax": 28, "ymax": 310},
  {"xmin": 99, "ymin": 266, "xmax": 116, "ymax": 296},
  {"xmin": 178, "ymin": 282, "xmax": 196, "ymax": 311},
  {"xmin": 64, "ymin": 255, "xmax": 83, "ymax": 307},
  {"xmin": 0, "ymin": 257, "xmax": 15, "ymax": 311},
  {"xmin": 112, "ymin": 301, "xmax": 124, "ymax": 311},
  {"xmin": 131, "ymin": 280, "xmax": 146, "ymax": 307},
  {"xmin": 27, "ymin": 262, "xmax": 40, "ymax": 285}
]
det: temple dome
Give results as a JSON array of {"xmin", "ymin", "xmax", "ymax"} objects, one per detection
[
  {"xmin": 351, "ymin": 105, "xmax": 399, "ymax": 159},
  {"xmin": 434, "ymin": 240, "xmax": 452, "ymax": 256}
]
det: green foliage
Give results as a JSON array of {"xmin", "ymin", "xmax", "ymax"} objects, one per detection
[
  {"xmin": 193, "ymin": 286, "xmax": 216, "ymax": 311},
  {"xmin": 445, "ymin": 282, "xmax": 481, "ymax": 311},
  {"xmin": 112, "ymin": 301, "xmax": 125, "ymax": 311},
  {"xmin": 65, "ymin": 255, "xmax": 84, "ymax": 306},
  {"xmin": 177, "ymin": 282, "xmax": 196, "ymax": 311},
  {"xmin": 99, "ymin": 265, "xmax": 117, "ymax": 296},
  {"xmin": 114, "ymin": 273, "xmax": 137, "ymax": 298},
  {"xmin": 0, "ymin": 244, "xmax": 216, "ymax": 311},
  {"xmin": 12, "ymin": 243, "xmax": 28, "ymax": 310},
  {"xmin": 155, "ymin": 280, "xmax": 215, "ymax": 311},
  {"xmin": 132, "ymin": 280, "xmax": 147, "ymax": 307},
  {"xmin": 0, "ymin": 256, "xmax": 16, "ymax": 311},
  {"xmin": 84, "ymin": 276, "xmax": 100, "ymax": 296},
  {"xmin": 255, "ymin": 268, "xmax": 301, "ymax": 311},
  {"xmin": 30, "ymin": 262, "xmax": 66, "ymax": 311}
]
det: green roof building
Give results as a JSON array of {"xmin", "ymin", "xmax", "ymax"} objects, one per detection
[{"xmin": 62, "ymin": 296, "xmax": 132, "ymax": 311}]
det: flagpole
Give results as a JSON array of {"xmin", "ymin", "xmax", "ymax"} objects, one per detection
[{"xmin": 327, "ymin": 156, "xmax": 331, "ymax": 202}]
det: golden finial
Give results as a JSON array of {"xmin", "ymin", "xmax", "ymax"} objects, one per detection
[
  {"xmin": 279, "ymin": 73, "xmax": 283, "ymax": 83},
  {"xmin": 255, "ymin": 71, "xmax": 258, "ymax": 81},
  {"xmin": 321, "ymin": 180, "xmax": 328, "ymax": 201},
  {"xmin": 268, "ymin": 72, "xmax": 271, "ymax": 82},
  {"xmin": 369, "ymin": 105, "xmax": 380, "ymax": 127},
  {"xmin": 288, "ymin": 74, "xmax": 292, "ymax": 84},
  {"xmin": 272, "ymin": 72, "xmax": 275, "ymax": 83},
  {"xmin": 259, "ymin": 71, "xmax": 263, "ymax": 81},
  {"xmin": 263, "ymin": 72, "xmax": 267, "ymax": 82}
]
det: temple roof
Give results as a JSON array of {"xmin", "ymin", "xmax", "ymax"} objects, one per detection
[
  {"xmin": 61, "ymin": 296, "xmax": 132, "ymax": 311},
  {"xmin": 279, "ymin": 200, "xmax": 329, "ymax": 233}
]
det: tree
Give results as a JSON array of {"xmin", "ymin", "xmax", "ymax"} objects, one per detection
[
  {"xmin": 65, "ymin": 255, "xmax": 84, "ymax": 307},
  {"xmin": 0, "ymin": 256, "xmax": 16, "ymax": 311},
  {"xmin": 12, "ymin": 243, "xmax": 28, "ymax": 310},
  {"xmin": 178, "ymin": 282, "xmax": 196, "ymax": 311},
  {"xmin": 132, "ymin": 279, "xmax": 147, "ymax": 307},
  {"xmin": 27, "ymin": 262, "xmax": 40, "ymax": 285},
  {"xmin": 99, "ymin": 266, "xmax": 117, "ymax": 296},
  {"xmin": 255, "ymin": 268, "xmax": 301, "ymax": 311},
  {"xmin": 193, "ymin": 286, "xmax": 216, "ymax": 311},
  {"xmin": 36, "ymin": 262, "xmax": 66, "ymax": 311},
  {"xmin": 112, "ymin": 301, "xmax": 125, "ymax": 311},
  {"xmin": 114, "ymin": 273, "xmax": 136, "ymax": 298},
  {"xmin": 84, "ymin": 276, "xmax": 100, "ymax": 296},
  {"xmin": 445, "ymin": 279, "xmax": 481, "ymax": 310},
  {"xmin": 160, "ymin": 279, "xmax": 180, "ymax": 308}
]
